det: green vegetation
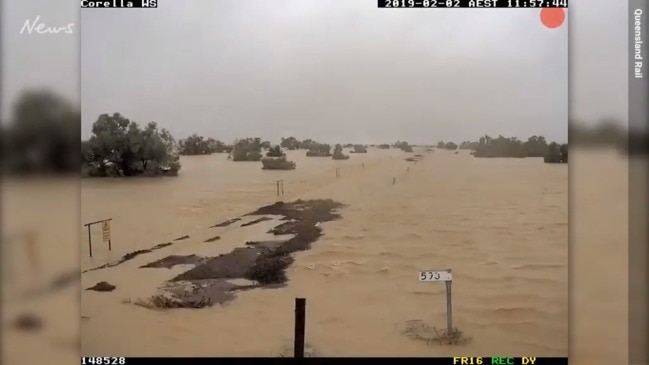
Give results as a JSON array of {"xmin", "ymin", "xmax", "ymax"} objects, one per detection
[
  {"xmin": 280, "ymin": 136, "xmax": 301, "ymax": 150},
  {"xmin": 231, "ymin": 138, "xmax": 263, "ymax": 161},
  {"xmin": 260, "ymin": 145, "xmax": 296, "ymax": 169},
  {"xmin": 332, "ymin": 144, "xmax": 350, "ymax": 160},
  {"xmin": 178, "ymin": 134, "xmax": 228, "ymax": 155},
  {"xmin": 265, "ymin": 145, "xmax": 283, "ymax": 157},
  {"xmin": 306, "ymin": 143, "xmax": 332, "ymax": 157},
  {"xmin": 81, "ymin": 113, "xmax": 181, "ymax": 177},
  {"xmin": 351, "ymin": 145, "xmax": 367, "ymax": 153},
  {"xmin": 472, "ymin": 135, "xmax": 555, "ymax": 158}
]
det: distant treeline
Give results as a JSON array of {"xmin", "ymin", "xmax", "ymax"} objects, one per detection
[
  {"xmin": 434, "ymin": 135, "xmax": 567, "ymax": 163},
  {"xmin": 178, "ymin": 134, "xmax": 232, "ymax": 155},
  {"xmin": 0, "ymin": 89, "xmax": 640, "ymax": 176}
]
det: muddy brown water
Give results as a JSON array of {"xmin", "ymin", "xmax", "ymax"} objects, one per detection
[
  {"xmin": 1, "ymin": 149, "xmax": 629, "ymax": 364},
  {"xmin": 78, "ymin": 148, "xmax": 570, "ymax": 356}
]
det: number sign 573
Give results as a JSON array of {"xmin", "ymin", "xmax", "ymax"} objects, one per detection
[{"xmin": 419, "ymin": 270, "xmax": 452, "ymax": 282}]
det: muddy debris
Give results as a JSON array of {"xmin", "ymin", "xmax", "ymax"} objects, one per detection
[
  {"xmin": 204, "ymin": 235, "xmax": 221, "ymax": 243},
  {"xmin": 86, "ymin": 281, "xmax": 116, "ymax": 292},
  {"xmin": 241, "ymin": 216, "xmax": 273, "ymax": 227},
  {"xmin": 174, "ymin": 235, "xmax": 190, "ymax": 241},
  {"xmin": 210, "ymin": 218, "xmax": 241, "ymax": 228},
  {"xmin": 140, "ymin": 255, "xmax": 205, "ymax": 269},
  {"xmin": 124, "ymin": 249, "xmax": 152, "ymax": 260},
  {"xmin": 13, "ymin": 314, "xmax": 43, "ymax": 332},
  {"xmin": 244, "ymin": 240, "xmax": 286, "ymax": 249},
  {"xmin": 152, "ymin": 242, "xmax": 173, "ymax": 249},
  {"xmin": 82, "ymin": 251, "xmax": 150, "ymax": 273},
  {"xmin": 83, "ymin": 239, "xmax": 179, "ymax": 273},
  {"xmin": 144, "ymin": 199, "xmax": 344, "ymax": 309}
]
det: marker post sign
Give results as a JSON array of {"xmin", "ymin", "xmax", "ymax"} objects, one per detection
[
  {"xmin": 419, "ymin": 269, "xmax": 453, "ymax": 335},
  {"xmin": 102, "ymin": 220, "xmax": 112, "ymax": 251},
  {"xmin": 83, "ymin": 218, "xmax": 113, "ymax": 258}
]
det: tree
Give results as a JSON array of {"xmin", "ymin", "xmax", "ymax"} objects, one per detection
[
  {"xmin": 332, "ymin": 144, "xmax": 350, "ymax": 160},
  {"xmin": 305, "ymin": 142, "xmax": 332, "ymax": 157},
  {"xmin": 471, "ymin": 134, "xmax": 564, "ymax": 160},
  {"xmin": 231, "ymin": 138, "xmax": 263, "ymax": 161},
  {"xmin": 395, "ymin": 141, "xmax": 413, "ymax": 152},
  {"xmin": 178, "ymin": 134, "xmax": 226, "ymax": 155},
  {"xmin": 266, "ymin": 145, "xmax": 284, "ymax": 157},
  {"xmin": 444, "ymin": 141, "xmax": 458, "ymax": 150},
  {"xmin": 544, "ymin": 142, "xmax": 568, "ymax": 163},
  {"xmin": 280, "ymin": 137, "xmax": 301, "ymax": 150},
  {"xmin": 352, "ymin": 145, "xmax": 367, "ymax": 153},
  {"xmin": 3, "ymin": 90, "xmax": 80, "ymax": 174},
  {"xmin": 81, "ymin": 113, "xmax": 180, "ymax": 177},
  {"xmin": 261, "ymin": 145, "xmax": 296, "ymax": 170}
]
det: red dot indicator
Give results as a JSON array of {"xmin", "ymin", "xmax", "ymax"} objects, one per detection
[{"xmin": 540, "ymin": 8, "xmax": 565, "ymax": 29}]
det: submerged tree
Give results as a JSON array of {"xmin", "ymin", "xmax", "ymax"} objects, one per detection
[
  {"xmin": 470, "ymin": 134, "xmax": 566, "ymax": 160},
  {"xmin": 81, "ymin": 113, "xmax": 180, "ymax": 177},
  {"xmin": 280, "ymin": 136, "xmax": 301, "ymax": 150},
  {"xmin": 306, "ymin": 143, "xmax": 332, "ymax": 157},
  {"xmin": 178, "ymin": 134, "xmax": 226, "ymax": 155},
  {"xmin": 544, "ymin": 142, "xmax": 568, "ymax": 163},
  {"xmin": 261, "ymin": 145, "xmax": 296, "ymax": 170},
  {"xmin": 444, "ymin": 141, "xmax": 458, "ymax": 150},
  {"xmin": 395, "ymin": 141, "xmax": 413, "ymax": 152},
  {"xmin": 3, "ymin": 89, "xmax": 80, "ymax": 174},
  {"xmin": 231, "ymin": 138, "xmax": 263, "ymax": 161},
  {"xmin": 352, "ymin": 145, "xmax": 367, "ymax": 153},
  {"xmin": 332, "ymin": 144, "xmax": 350, "ymax": 160},
  {"xmin": 266, "ymin": 145, "xmax": 284, "ymax": 157}
]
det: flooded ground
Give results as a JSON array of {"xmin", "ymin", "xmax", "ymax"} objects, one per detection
[{"xmin": 77, "ymin": 147, "xmax": 568, "ymax": 356}]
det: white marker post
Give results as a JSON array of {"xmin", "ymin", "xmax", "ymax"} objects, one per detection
[{"xmin": 419, "ymin": 269, "xmax": 453, "ymax": 335}]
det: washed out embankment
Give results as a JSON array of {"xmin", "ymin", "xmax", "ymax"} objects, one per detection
[{"xmin": 135, "ymin": 199, "xmax": 344, "ymax": 309}]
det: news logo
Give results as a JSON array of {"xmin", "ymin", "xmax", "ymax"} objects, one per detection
[{"xmin": 80, "ymin": 0, "xmax": 157, "ymax": 8}]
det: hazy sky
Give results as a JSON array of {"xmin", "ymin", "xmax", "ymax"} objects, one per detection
[{"xmin": 3, "ymin": 0, "xmax": 628, "ymax": 144}]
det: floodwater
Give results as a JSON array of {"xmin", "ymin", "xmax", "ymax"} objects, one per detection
[
  {"xmin": 1, "ymin": 148, "xmax": 632, "ymax": 364},
  {"xmin": 79, "ymin": 148, "xmax": 568, "ymax": 357}
]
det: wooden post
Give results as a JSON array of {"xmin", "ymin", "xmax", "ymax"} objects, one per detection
[
  {"xmin": 445, "ymin": 278, "xmax": 453, "ymax": 335},
  {"xmin": 84, "ymin": 218, "xmax": 113, "ymax": 258},
  {"xmin": 281, "ymin": 180, "xmax": 284, "ymax": 195},
  {"xmin": 87, "ymin": 225, "xmax": 92, "ymax": 258},
  {"xmin": 393, "ymin": 177, "xmax": 396, "ymax": 185},
  {"xmin": 294, "ymin": 298, "xmax": 306, "ymax": 358},
  {"xmin": 277, "ymin": 180, "xmax": 280, "ymax": 196},
  {"xmin": 362, "ymin": 163, "xmax": 365, "ymax": 170}
]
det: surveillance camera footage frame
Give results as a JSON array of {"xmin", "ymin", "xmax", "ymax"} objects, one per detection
[{"xmin": 0, "ymin": 0, "xmax": 647, "ymax": 364}]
